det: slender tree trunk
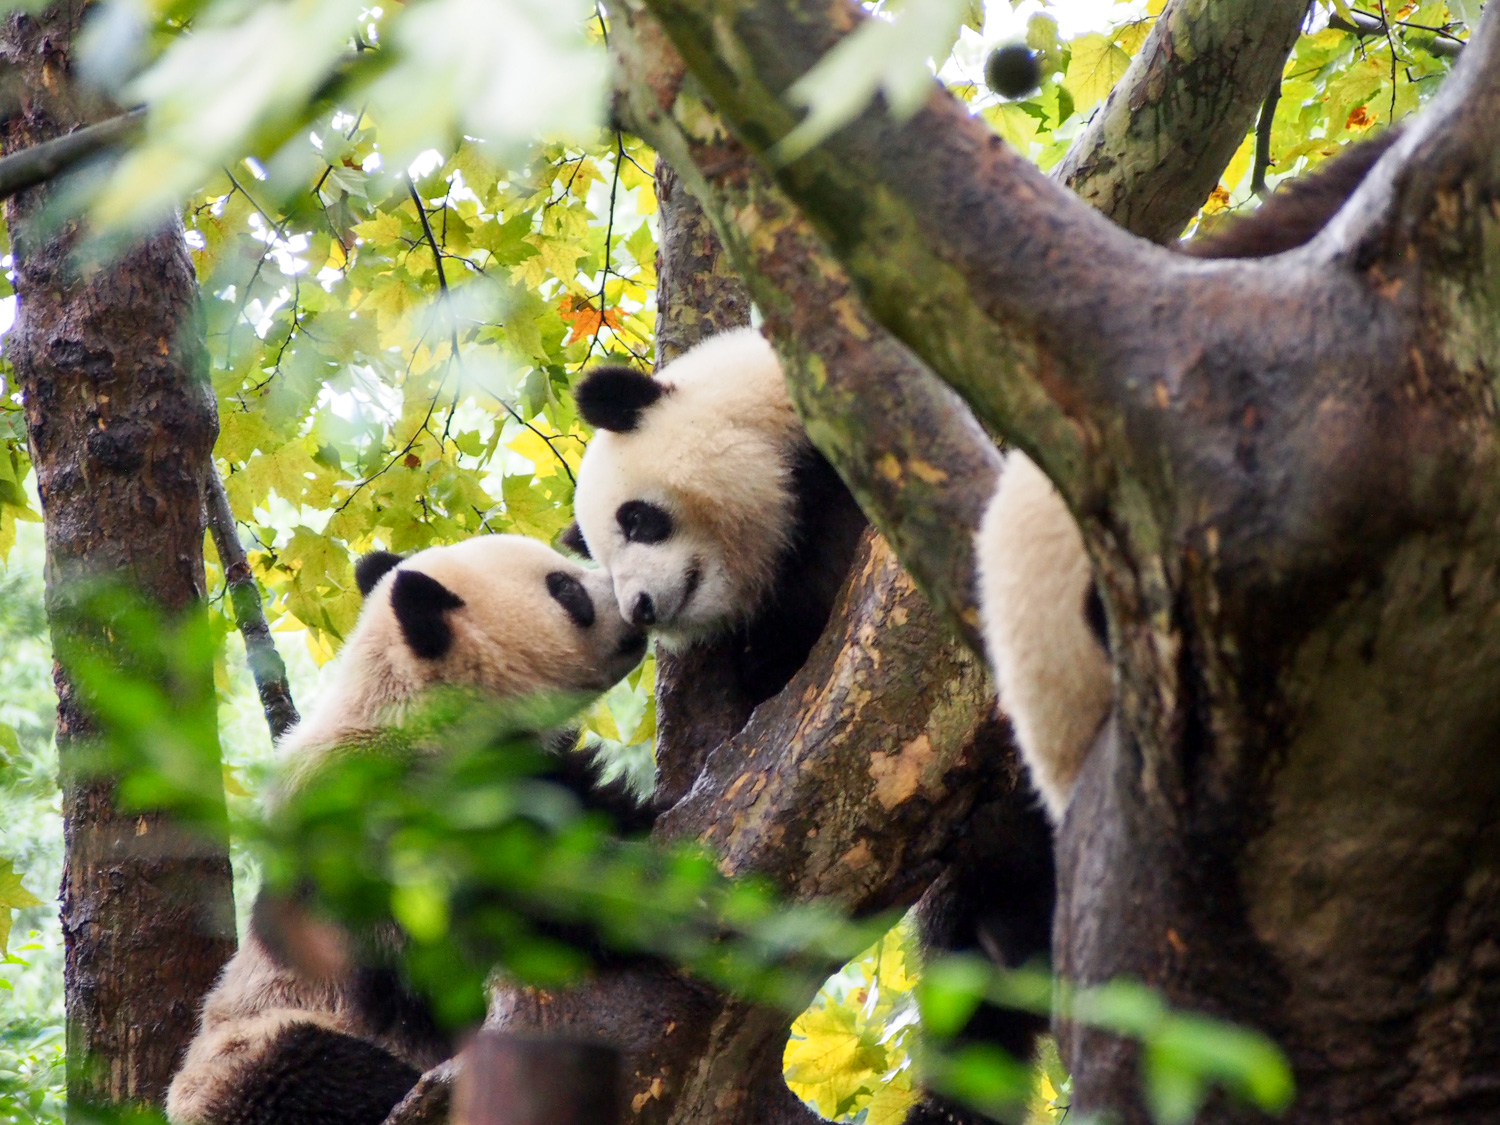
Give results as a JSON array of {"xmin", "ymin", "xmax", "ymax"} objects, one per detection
[{"xmin": 1, "ymin": 3, "xmax": 235, "ymax": 1113}]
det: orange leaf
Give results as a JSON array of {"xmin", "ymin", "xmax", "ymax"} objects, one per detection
[{"xmin": 558, "ymin": 296, "xmax": 623, "ymax": 344}]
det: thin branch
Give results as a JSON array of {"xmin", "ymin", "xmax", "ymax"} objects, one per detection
[
  {"xmin": 1251, "ymin": 74, "xmax": 1282, "ymax": 195},
  {"xmin": 582, "ymin": 133, "xmax": 625, "ymax": 365},
  {"xmin": 1330, "ymin": 10, "xmax": 1464, "ymax": 56},
  {"xmin": 0, "ymin": 108, "xmax": 143, "ymax": 202},
  {"xmin": 406, "ymin": 176, "xmax": 578, "ymax": 484},
  {"xmin": 205, "ymin": 465, "xmax": 300, "ymax": 742}
]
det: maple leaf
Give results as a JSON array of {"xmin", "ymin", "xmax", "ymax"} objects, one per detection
[
  {"xmin": 0, "ymin": 856, "xmax": 44, "ymax": 956},
  {"xmin": 557, "ymin": 295, "xmax": 623, "ymax": 344}
]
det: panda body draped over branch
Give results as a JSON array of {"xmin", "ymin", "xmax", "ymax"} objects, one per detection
[{"xmin": 166, "ymin": 535, "xmax": 649, "ymax": 1125}]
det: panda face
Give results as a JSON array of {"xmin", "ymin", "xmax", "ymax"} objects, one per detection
[
  {"xmin": 351, "ymin": 535, "xmax": 647, "ymax": 701},
  {"xmin": 568, "ymin": 329, "xmax": 805, "ymax": 647},
  {"xmin": 575, "ymin": 486, "xmax": 744, "ymax": 645}
]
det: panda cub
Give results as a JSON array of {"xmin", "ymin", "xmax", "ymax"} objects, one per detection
[
  {"xmin": 564, "ymin": 327, "xmax": 866, "ymax": 706},
  {"xmin": 166, "ymin": 535, "xmax": 648, "ymax": 1125}
]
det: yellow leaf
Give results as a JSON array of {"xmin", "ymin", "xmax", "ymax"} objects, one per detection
[
  {"xmin": 1217, "ymin": 129, "xmax": 1257, "ymax": 199},
  {"xmin": 862, "ymin": 1074, "xmax": 919, "ymax": 1125},
  {"xmin": 222, "ymin": 764, "xmax": 253, "ymax": 799},
  {"xmin": 1064, "ymin": 34, "xmax": 1131, "ymax": 116},
  {"xmin": 353, "ymin": 211, "xmax": 403, "ymax": 245},
  {"xmin": 508, "ymin": 427, "xmax": 582, "ymax": 478},
  {"xmin": 1113, "ymin": 19, "xmax": 1152, "ymax": 56},
  {"xmin": 304, "ymin": 627, "xmax": 337, "ymax": 667}
]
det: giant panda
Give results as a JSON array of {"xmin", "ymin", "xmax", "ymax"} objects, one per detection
[
  {"xmin": 566, "ymin": 327, "xmax": 1059, "ymax": 1123},
  {"xmin": 974, "ymin": 130, "xmax": 1403, "ymax": 827},
  {"xmin": 166, "ymin": 534, "xmax": 649, "ymax": 1125},
  {"xmin": 563, "ymin": 327, "xmax": 867, "ymax": 708}
]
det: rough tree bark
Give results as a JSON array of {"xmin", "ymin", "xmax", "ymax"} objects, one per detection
[
  {"xmin": 610, "ymin": 0, "xmax": 1310, "ymax": 1118},
  {"xmin": 1, "ymin": 2, "xmax": 235, "ymax": 1112},
  {"xmin": 626, "ymin": 0, "xmax": 1500, "ymax": 1122},
  {"xmin": 399, "ymin": 0, "xmax": 1331, "ymax": 1119}
]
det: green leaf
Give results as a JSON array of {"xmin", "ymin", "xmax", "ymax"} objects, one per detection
[
  {"xmin": 772, "ymin": 0, "xmax": 969, "ymax": 163},
  {"xmin": 0, "ymin": 857, "xmax": 44, "ymax": 956},
  {"xmin": 1063, "ymin": 34, "xmax": 1132, "ymax": 116}
]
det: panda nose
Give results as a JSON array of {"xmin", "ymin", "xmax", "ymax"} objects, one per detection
[{"xmin": 631, "ymin": 592, "xmax": 656, "ymax": 627}]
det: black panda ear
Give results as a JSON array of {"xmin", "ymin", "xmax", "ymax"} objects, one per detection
[
  {"xmin": 391, "ymin": 570, "xmax": 466, "ymax": 659},
  {"xmin": 558, "ymin": 520, "xmax": 591, "ymax": 560},
  {"xmin": 355, "ymin": 551, "xmax": 404, "ymax": 597},
  {"xmin": 575, "ymin": 364, "xmax": 663, "ymax": 433},
  {"xmin": 1084, "ymin": 582, "xmax": 1110, "ymax": 656}
]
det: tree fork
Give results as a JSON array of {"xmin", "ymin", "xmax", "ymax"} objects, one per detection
[
  {"xmin": 1, "ymin": 3, "xmax": 236, "ymax": 1111},
  {"xmin": 625, "ymin": 0, "xmax": 1500, "ymax": 1119}
]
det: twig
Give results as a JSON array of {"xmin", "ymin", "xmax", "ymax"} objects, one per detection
[
  {"xmin": 205, "ymin": 465, "xmax": 300, "ymax": 742},
  {"xmin": 406, "ymin": 176, "xmax": 578, "ymax": 483},
  {"xmin": 1251, "ymin": 75, "xmax": 1282, "ymax": 195},
  {"xmin": 0, "ymin": 108, "xmax": 144, "ymax": 202},
  {"xmin": 1329, "ymin": 10, "xmax": 1464, "ymax": 56},
  {"xmin": 581, "ymin": 133, "xmax": 625, "ymax": 365}
]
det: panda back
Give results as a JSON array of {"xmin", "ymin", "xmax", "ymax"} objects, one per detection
[{"xmin": 976, "ymin": 451, "xmax": 1112, "ymax": 822}]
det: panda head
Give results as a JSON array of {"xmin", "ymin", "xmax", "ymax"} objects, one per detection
[
  {"xmin": 566, "ymin": 329, "xmax": 804, "ymax": 646},
  {"xmin": 345, "ymin": 534, "xmax": 648, "ymax": 705}
]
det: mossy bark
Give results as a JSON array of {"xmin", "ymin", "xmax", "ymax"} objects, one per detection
[{"xmin": 621, "ymin": 0, "xmax": 1500, "ymax": 1119}]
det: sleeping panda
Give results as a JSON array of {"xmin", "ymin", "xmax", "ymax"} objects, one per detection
[
  {"xmin": 563, "ymin": 327, "xmax": 867, "ymax": 707},
  {"xmin": 974, "ymin": 130, "xmax": 1402, "ymax": 825},
  {"xmin": 166, "ymin": 534, "xmax": 649, "ymax": 1125}
]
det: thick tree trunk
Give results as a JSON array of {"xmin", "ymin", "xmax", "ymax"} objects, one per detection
[
  {"xmin": 1, "ymin": 3, "xmax": 235, "ymax": 1112},
  {"xmin": 622, "ymin": 0, "xmax": 1500, "ymax": 1121}
]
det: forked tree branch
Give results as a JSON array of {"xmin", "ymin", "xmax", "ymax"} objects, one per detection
[
  {"xmin": 1054, "ymin": 0, "xmax": 1309, "ymax": 243},
  {"xmin": 615, "ymin": 0, "xmax": 1313, "ymax": 633}
]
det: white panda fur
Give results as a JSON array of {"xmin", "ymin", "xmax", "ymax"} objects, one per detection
[
  {"xmin": 976, "ymin": 451, "xmax": 1112, "ymax": 823},
  {"xmin": 567, "ymin": 327, "xmax": 866, "ymax": 706},
  {"xmin": 572, "ymin": 329, "xmax": 802, "ymax": 641},
  {"xmin": 167, "ymin": 534, "xmax": 648, "ymax": 1125}
]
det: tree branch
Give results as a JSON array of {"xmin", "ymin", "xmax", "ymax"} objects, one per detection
[
  {"xmin": 0, "ymin": 108, "xmax": 142, "ymax": 202},
  {"xmin": 1251, "ymin": 76, "xmax": 1282, "ymax": 197},
  {"xmin": 1329, "ymin": 10, "xmax": 1464, "ymax": 57},
  {"xmin": 205, "ymin": 466, "xmax": 299, "ymax": 741},
  {"xmin": 617, "ymin": 0, "xmax": 1312, "ymax": 634},
  {"xmin": 1054, "ymin": 0, "xmax": 1310, "ymax": 243}
]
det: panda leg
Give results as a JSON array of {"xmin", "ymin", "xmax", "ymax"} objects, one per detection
[{"xmin": 217, "ymin": 1022, "xmax": 421, "ymax": 1125}]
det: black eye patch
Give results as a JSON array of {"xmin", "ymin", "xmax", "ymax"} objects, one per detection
[
  {"xmin": 616, "ymin": 500, "xmax": 672, "ymax": 545},
  {"xmin": 546, "ymin": 571, "xmax": 596, "ymax": 629}
]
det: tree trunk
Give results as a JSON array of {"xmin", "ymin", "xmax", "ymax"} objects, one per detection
[
  {"xmin": 620, "ymin": 0, "xmax": 1500, "ymax": 1121},
  {"xmin": 1, "ymin": 3, "xmax": 235, "ymax": 1113}
]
